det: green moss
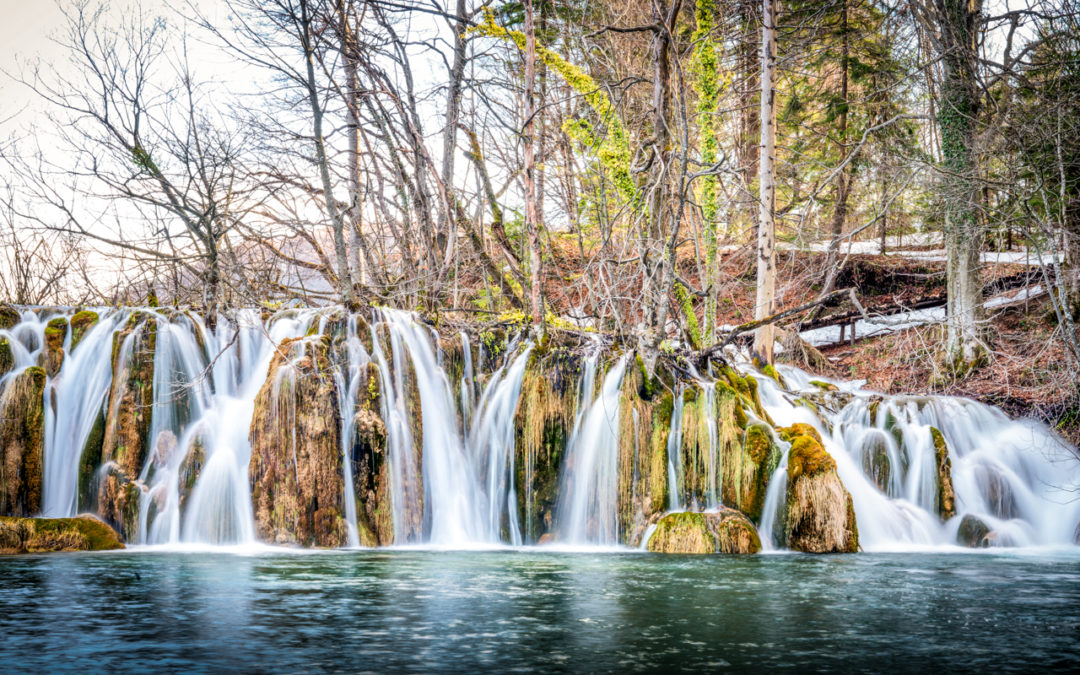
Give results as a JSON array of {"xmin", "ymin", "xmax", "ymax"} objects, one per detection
[
  {"xmin": 77, "ymin": 408, "xmax": 107, "ymax": 510},
  {"xmin": 0, "ymin": 337, "xmax": 12, "ymax": 376},
  {"xmin": 777, "ymin": 423, "xmax": 824, "ymax": 447},
  {"xmin": 647, "ymin": 512, "xmax": 715, "ymax": 553},
  {"xmin": 68, "ymin": 311, "xmax": 99, "ymax": 352},
  {"xmin": 809, "ymin": 379, "xmax": 839, "ymax": 392},
  {"xmin": 787, "ymin": 435, "xmax": 835, "ymax": 481},
  {"xmin": 0, "ymin": 515, "xmax": 124, "ymax": 553},
  {"xmin": 930, "ymin": 427, "xmax": 956, "ymax": 520}
]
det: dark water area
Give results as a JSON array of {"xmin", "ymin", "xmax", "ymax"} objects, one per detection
[{"xmin": 1, "ymin": 548, "xmax": 1078, "ymax": 673}]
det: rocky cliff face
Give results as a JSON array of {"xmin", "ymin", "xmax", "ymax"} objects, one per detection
[
  {"xmin": 96, "ymin": 313, "xmax": 157, "ymax": 539},
  {"xmin": 0, "ymin": 367, "xmax": 46, "ymax": 516},
  {"xmin": 249, "ymin": 336, "xmax": 349, "ymax": 547}
]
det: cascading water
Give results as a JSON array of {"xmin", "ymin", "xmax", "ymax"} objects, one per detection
[
  {"xmin": 556, "ymin": 354, "xmax": 628, "ymax": 545},
  {"xmin": 753, "ymin": 363, "xmax": 1080, "ymax": 549},
  {"xmin": 41, "ymin": 309, "xmax": 128, "ymax": 517},
  {"xmin": 369, "ymin": 308, "xmax": 534, "ymax": 546},
  {"xmin": 3, "ymin": 304, "xmax": 1078, "ymax": 552}
]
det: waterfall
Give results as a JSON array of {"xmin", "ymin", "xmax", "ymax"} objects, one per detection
[
  {"xmin": 556, "ymin": 354, "xmax": 628, "ymax": 545},
  {"xmin": 370, "ymin": 308, "xmax": 533, "ymax": 546},
  {"xmin": 754, "ymin": 364, "xmax": 1080, "ymax": 549},
  {"xmin": 42, "ymin": 309, "xmax": 127, "ymax": 516},
  {"xmin": 2, "ymin": 304, "xmax": 1078, "ymax": 552},
  {"xmin": 665, "ymin": 386, "xmax": 685, "ymax": 511}
]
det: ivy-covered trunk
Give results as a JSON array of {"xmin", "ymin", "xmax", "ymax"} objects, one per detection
[{"xmin": 935, "ymin": 0, "xmax": 987, "ymax": 369}]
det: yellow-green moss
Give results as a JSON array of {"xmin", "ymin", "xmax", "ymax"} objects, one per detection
[
  {"xmin": 0, "ymin": 515, "xmax": 124, "ymax": 553},
  {"xmin": 931, "ymin": 427, "xmax": 956, "ymax": 520},
  {"xmin": 69, "ymin": 311, "xmax": 99, "ymax": 352},
  {"xmin": 647, "ymin": 509, "xmax": 761, "ymax": 554},
  {"xmin": 0, "ymin": 337, "xmax": 12, "ymax": 376}
]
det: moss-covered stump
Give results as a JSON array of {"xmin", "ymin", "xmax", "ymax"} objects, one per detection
[
  {"xmin": 784, "ymin": 430, "xmax": 859, "ymax": 553},
  {"xmin": 646, "ymin": 509, "xmax": 761, "ymax": 554},
  {"xmin": 957, "ymin": 514, "xmax": 992, "ymax": 548},
  {"xmin": 96, "ymin": 313, "xmax": 156, "ymax": 538},
  {"xmin": 42, "ymin": 317, "xmax": 67, "ymax": 377},
  {"xmin": 69, "ymin": 310, "xmax": 100, "ymax": 352},
  {"xmin": 0, "ymin": 514, "xmax": 124, "ymax": 554},
  {"xmin": 0, "ymin": 367, "xmax": 47, "ymax": 516},
  {"xmin": 249, "ymin": 335, "xmax": 348, "ymax": 547},
  {"xmin": 514, "ymin": 348, "xmax": 580, "ymax": 543},
  {"xmin": 0, "ymin": 304, "xmax": 19, "ymax": 331},
  {"xmin": 723, "ymin": 422, "xmax": 781, "ymax": 523},
  {"xmin": 931, "ymin": 427, "xmax": 956, "ymax": 520},
  {"xmin": 616, "ymin": 363, "xmax": 671, "ymax": 546}
]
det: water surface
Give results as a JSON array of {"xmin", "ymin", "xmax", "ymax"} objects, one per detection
[{"xmin": 1, "ymin": 549, "xmax": 1078, "ymax": 672}]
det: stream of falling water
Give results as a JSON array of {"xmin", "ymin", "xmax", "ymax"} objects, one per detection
[{"xmin": 3, "ymin": 306, "xmax": 1078, "ymax": 551}]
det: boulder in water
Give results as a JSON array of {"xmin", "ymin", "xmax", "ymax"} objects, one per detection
[
  {"xmin": 646, "ymin": 509, "xmax": 761, "ymax": 554},
  {"xmin": 930, "ymin": 427, "xmax": 956, "ymax": 520},
  {"xmin": 957, "ymin": 514, "xmax": 993, "ymax": 548},
  {"xmin": 0, "ymin": 514, "xmax": 123, "ymax": 553},
  {"xmin": 784, "ymin": 430, "xmax": 859, "ymax": 553},
  {"xmin": 0, "ymin": 366, "xmax": 47, "ymax": 517},
  {"xmin": 777, "ymin": 423, "xmax": 824, "ymax": 447}
]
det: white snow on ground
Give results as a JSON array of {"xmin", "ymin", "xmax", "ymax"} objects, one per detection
[{"xmin": 800, "ymin": 284, "xmax": 1048, "ymax": 347}]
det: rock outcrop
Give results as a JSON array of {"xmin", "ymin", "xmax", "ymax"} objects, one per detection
[
  {"xmin": 514, "ymin": 347, "xmax": 580, "ymax": 543},
  {"xmin": 69, "ymin": 310, "xmax": 100, "ymax": 352},
  {"xmin": 782, "ymin": 426, "xmax": 859, "ymax": 553},
  {"xmin": 0, "ymin": 305, "xmax": 18, "ymax": 331},
  {"xmin": 96, "ymin": 313, "xmax": 157, "ymax": 539},
  {"xmin": 931, "ymin": 427, "xmax": 956, "ymax": 520},
  {"xmin": 646, "ymin": 509, "xmax": 761, "ymax": 554},
  {"xmin": 0, "ymin": 514, "xmax": 124, "ymax": 554},
  {"xmin": 0, "ymin": 367, "xmax": 46, "ymax": 516},
  {"xmin": 249, "ymin": 335, "xmax": 349, "ymax": 547},
  {"xmin": 617, "ymin": 361, "xmax": 671, "ymax": 546},
  {"xmin": 723, "ymin": 421, "xmax": 781, "ymax": 523},
  {"xmin": 42, "ymin": 317, "xmax": 67, "ymax": 377}
]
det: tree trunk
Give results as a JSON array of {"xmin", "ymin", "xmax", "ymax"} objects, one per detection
[
  {"xmin": 934, "ymin": 0, "xmax": 986, "ymax": 368},
  {"xmin": 300, "ymin": 0, "xmax": 354, "ymax": 307},
  {"xmin": 340, "ymin": 0, "xmax": 365, "ymax": 302},
  {"xmin": 753, "ymin": 0, "xmax": 778, "ymax": 365},
  {"xmin": 822, "ymin": 0, "xmax": 850, "ymax": 279},
  {"xmin": 524, "ymin": 0, "xmax": 543, "ymax": 329},
  {"xmin": 441, "ymin": 0, "xmax": 468, "ymax": 192}
]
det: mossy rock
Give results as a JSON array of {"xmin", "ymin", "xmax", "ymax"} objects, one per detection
[
  {"xmin": 722, "ymin": 422, "xmax": 781, "ymax": 523},
  {"xmin": 777, "ymin": 423, "xmax": 824, "ymax": 447},
  {"xmin": 0, "ymin": 366, "xmax": 47, "ymax": 517},
  {"xmin": 0, "ymin": 337, "xmax": 13, "ymax": 376},
  {"xmin": 0, "ymin": 304, "xmax": 19, "ymax": 331},
  {"xmin": 69, "ymin": 310, "xmax": 100, "ymax": 352},
  {"xmin": 249, "ymin": 336, "xmax": 349, "ymax": 547},
  {"xmin": 0, "ymin": 514, "xmax": 124, "ymax": 554},
  {"xmin": 646, "ymin": 509, "xmax": 761, "ymax": 554},
  {"xmin": 956, "ymin": 514, "xmax": 992, "ymax": 548},
  {"xmin": 42, "ymin": 317, "xmax": 68, "ymax": 377},
  {"xmin": 809, "ymin": 380, "xmax": 838, "ymax": 392},
  {"xmin": 784, "ymin": 434, "xmax": 859, "ymax": 553},
  {"xmin": 930, "ymin": 427, "xmax": 956, "ymax": 520}
]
